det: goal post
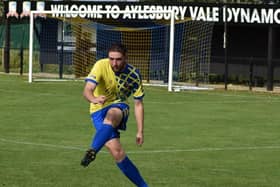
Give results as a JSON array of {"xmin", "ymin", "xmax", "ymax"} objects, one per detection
[
  {"xmin": 28, "ymin": 9, "xmax": 175, "ymax": 91},
  {"xmin": 28, "ymin": 9, "xmax": 213, "ymax": 91}
]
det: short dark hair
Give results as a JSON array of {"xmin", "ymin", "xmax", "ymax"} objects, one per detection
[{"xmin": 108, "ymin": 43, "xmax": 127, "ymax": 56}]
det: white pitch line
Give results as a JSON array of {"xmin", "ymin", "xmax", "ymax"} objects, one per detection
[
  {"xmin": 147, "ymin": 100, "xmax": 280, "ymax": 105},
  {"xmin": 0, "ymin": 138, "xmax": 84, "ymax": 151},
  {"xmin": 127, "ymin": 146, "xmax": 280, "ymax": 154},
  {"xmin": 1, "ymin": 138, "xmax": 280, "ymax": 154}
]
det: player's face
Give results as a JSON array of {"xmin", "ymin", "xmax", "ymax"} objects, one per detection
[{"xmin": 108, "ymin": 51, "xmax": 126, "ymax": 72}]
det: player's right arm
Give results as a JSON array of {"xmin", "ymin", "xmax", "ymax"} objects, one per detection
[
  {"xmin": 83, "ymin": 80, "xmax": 106, "ymax": 105},
  {"xmin": 84, "ymin": 60, "xmax": 106, "ymax": 105}
]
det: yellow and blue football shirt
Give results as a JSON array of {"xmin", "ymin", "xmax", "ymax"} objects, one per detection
[{"xmin": 85, "ymin": 58, "xmax": 144, "ymax": 114}]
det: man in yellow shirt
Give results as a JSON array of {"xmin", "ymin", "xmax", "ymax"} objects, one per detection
[{"xmin": 81, "ymin": 43, "xmax": 148, "ymax": 187}]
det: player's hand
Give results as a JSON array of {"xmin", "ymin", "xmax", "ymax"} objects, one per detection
[
  {"xmin": 136, "ymin": 132, "xmax": 144, "ymax": 146},
  {"xmin": 93, "ymin": 95, "xmax": 106, "ymax": 104}
]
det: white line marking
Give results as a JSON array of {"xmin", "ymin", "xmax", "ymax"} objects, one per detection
[
  {"xmin": 128, "ymin": 146, "xmax": 280, "ymax": 154},
  {"xmin": 1, "ymin": 138, "xmax": 280, "ymax": 154},
  {"xmin": 0, "ymin": 138, "xmax": 84, "ymax": 151},
  {"xmin": 147, "ymin": 100, "xmax": 280, "ymax": 105}
]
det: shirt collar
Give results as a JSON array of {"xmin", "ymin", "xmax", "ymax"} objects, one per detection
[{"xmin": 115, "ymin": 63, "xmax": 129, "ymax": 76}]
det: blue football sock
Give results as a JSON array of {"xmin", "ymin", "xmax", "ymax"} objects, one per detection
[
  {"xmin": 91, "ymin": 124, "xmax": 114, "ymax": 153},
  {"xmin": 117, "ymin": 156, "xmax": 148, "ymax": 187}
]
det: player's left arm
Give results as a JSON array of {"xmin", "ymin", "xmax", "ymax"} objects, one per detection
[
  {"xmin": 132, "ymin": 69, "xmax": 145, "ymax": 146},
  {"xmin": 134, "ymin": 99, "xmax": 144, "ymax": 146}
]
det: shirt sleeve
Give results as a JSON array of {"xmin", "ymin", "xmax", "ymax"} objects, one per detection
[
  {"xmin": 133, "ymin": 71, "xmax": 144, "ymax": 100},
  {"xmin": 133, "ymin": 83, "xmax": 144, "ymax": 100},
  {"xmin": 85, "ymin": 61, "xmax": 102, "ymax": 84}
]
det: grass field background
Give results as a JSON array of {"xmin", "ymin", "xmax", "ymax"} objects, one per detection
[{"xmin": 1, "ymin": 74, "xmax": 280, "ymax": 187}]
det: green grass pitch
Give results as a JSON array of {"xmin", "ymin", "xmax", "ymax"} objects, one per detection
[{"xmin": 1, "ymin": 74, "xmax": 280, "ymax": 187}]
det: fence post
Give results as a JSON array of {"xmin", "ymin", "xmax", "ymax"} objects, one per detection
[
  {"xmin": 249, "ymin": 57, "xmax": 253, "ymax": 91},
  {"xmin": 267, "ymin": 25, "xmax": 274, "ymax": 91}
]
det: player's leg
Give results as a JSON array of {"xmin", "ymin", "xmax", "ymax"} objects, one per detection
[
  {"xmin": 91, "ymin": 107, "xmax": 122, "ymax": 151},
  {"xmin": 106, "ymin": 139, "xmax": 148, "ymax": 187},
  {"xmin": 81, "ymin": 107, "xmax": 123, "ymax": 167}
]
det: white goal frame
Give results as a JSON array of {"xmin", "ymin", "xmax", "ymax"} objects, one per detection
[{"xmin": 28, "ymin": 9, "xmax": 175, "ymax": 91}]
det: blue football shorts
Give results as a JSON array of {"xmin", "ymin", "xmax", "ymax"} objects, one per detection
[{"xmin": 91, "ymin": 103, "xmax": 130, "ymax": 139}]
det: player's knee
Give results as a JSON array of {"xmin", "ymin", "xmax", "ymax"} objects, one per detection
[{"xmin": 112, "ymin": 149, "xmax": 126, "ymax": 162}]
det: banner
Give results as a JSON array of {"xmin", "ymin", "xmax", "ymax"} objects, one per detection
[{"xmin": 4, "ymin": 1, "xmax": 280, "ymax": 24}]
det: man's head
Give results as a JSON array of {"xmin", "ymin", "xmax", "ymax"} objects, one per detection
[{"xmin": 108, "ymin": 43, "xmax": 127, "ymax": 72}]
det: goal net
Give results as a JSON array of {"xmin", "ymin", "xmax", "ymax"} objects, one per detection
[{"xmin": 28, "ymin": 10, "xmax": 214, "ymax": 91}]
